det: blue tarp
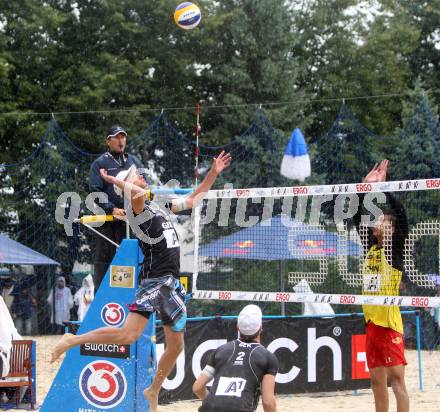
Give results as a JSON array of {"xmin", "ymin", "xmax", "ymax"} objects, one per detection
[
  {"xmin": 197, "ymin": 215, "xmax": 361, "ymax": 261},
  {"xmin": 0, "ymin": 234, "xmax": 59, "ymax": 265}
]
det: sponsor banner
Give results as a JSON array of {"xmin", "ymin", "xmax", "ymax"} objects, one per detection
[
  {"xmin": 101, "ymin": 302, "xmax": 126, "ymax": 327},
  {"xmin": 351, "ymin": 334, "xmax": 370, "ymax": 380},
  {"xmin": 158, "ymin": 317, "xmax": 370, "ymax": 403},
  {"xmin": 179, "ymin": 275, "xmax": 189, "ymax": 292},
  {"xmin": 80, "ymin": 343, "xmax": 131, "ymax": 359},
  {"xmin": 192, "ymin": 290, "xmax": 440, "ymax": 307},
  {"xmin": 79, "ymin": 360, "xmax": 128, "ymax": 409},
  {"xmin": 205, "ymin": 178, "xmax": 439, "ymax": 199}
]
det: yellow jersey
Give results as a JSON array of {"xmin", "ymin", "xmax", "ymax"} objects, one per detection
[{"xmin": 362, "ymin": 245, "xmax": 403, "ymax": 334}]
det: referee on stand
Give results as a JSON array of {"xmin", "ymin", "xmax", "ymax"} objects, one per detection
[{"xmin": 89, "ymin": 125, "xmax": 143, "ymax": 290}]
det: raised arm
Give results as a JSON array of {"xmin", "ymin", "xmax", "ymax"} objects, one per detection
[
  {"xmin": 353, "ymin": 160, "xmax": 389, "ymax": 247},
  {"xmin": 170, "ymin": 151, "xmax": 231, "ymax": 213},
  {"xmin": 99, "ymin": 169, "xmax": 147, "ymax": 215}
]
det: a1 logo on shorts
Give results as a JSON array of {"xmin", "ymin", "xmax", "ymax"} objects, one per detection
[{"xmin": 215, "ymin": 377, "xmax": 247, "ymax": 397}]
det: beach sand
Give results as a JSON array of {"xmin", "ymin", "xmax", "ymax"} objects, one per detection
[{"xmin": 6, "ymin": 335, "xmax": 440, "ymax": 411}]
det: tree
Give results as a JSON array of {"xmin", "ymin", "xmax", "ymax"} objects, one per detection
[
  {"xmin": 192, "ymin": 0, "xmax": 311, "ymax": 145},
  {"xmin": 294, "ymin": 0, "xmax": 419, "ymax": 139},
  {"xmin": 311, "ymin": 103, "xmax": 377, "ymax": 185},
  {"xmin": 391, "ymin": 80, "xmax": 440, "ymax": 293},
  {"xmin": 392, "ymin": 80, "xmax": 440, "ymax": 182},
  {"xmin": 391, "ymin": 0, "xmax": 440, "ymax": 108}
]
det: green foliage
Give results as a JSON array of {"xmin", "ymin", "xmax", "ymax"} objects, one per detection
[
  {"xmin": 1, "ymin": 0, "xmax": 440, "ymax": 321},
  {"xmin": 311, "ymin": 104, "xmax": 377, "ymax": 185},
  {"xmin": 391, "ymin": 81, "xmax": 440, "ymax": 226},
  {"xmin": 294, "ymin": 0, "xmax": 419, "ymax": 138},
  {"xmin": 392, "ymin": 81, "xmax": 440, "ymax": 181},
  {"xmin": 394, "ymin": 0, "xmax": 440, "ymax": 104}
]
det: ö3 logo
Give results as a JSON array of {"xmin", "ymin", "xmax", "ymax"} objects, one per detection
[
  {"xmin": 79, "ymin": 361, "xmax": 127, "ymax": 409},
  {"xmin": 101, "ymin": 302, "xmax": 126, "ymax": 327}
]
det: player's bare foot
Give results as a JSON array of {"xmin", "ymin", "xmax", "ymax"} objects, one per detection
[
  {"xmin": 143, "ymin": 386, "xmax": 158, "ymax": 412},
  {"xmin": 50, "ymin": 333, "xmax": 74, "ymax": 364}
]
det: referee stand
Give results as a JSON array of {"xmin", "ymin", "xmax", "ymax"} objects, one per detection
[{"xmin": 41, "ymin": 219, "xmax": 156, "ymax": 412}]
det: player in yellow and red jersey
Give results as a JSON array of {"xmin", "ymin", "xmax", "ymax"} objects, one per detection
[{"xmin": 354, "ymin": 159, "xmax": 409, "ymax": 412}]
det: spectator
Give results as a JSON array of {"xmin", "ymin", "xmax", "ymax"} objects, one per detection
[
  {"xmin": 10, "ymin": 287, "xmax": 36, "ymax": 336},
  {"xmin": 47, "ymin": 276, "xmax": 74, "ymax": 333},
  {"xmin": 73, "ymin": 274, "xmax": 94, "ymax": 322},
  {"xmin": 0, "ymin": 277, "xmax": 14, "ymax": 311}
]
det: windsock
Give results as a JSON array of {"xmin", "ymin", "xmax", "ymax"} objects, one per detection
[{"xmin": 280, "ymin": 128, "xmax": 311, "ymax": 181}]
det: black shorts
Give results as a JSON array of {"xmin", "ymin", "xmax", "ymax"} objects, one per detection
[{"xmin": 127, "ymin": 274, "xmax": 187, "ymax": 332}]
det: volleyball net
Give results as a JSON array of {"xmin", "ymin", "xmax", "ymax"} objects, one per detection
[{"xmin": 192, "ymin": 178, "xmax": 440, "ymax": 308}]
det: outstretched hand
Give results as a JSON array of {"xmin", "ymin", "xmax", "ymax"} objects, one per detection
[
  {"xmin": 363, "ymin": 159, "xmax": 389, "ymax": 183},
  {"xmin": 211, "ymin": 151, "xmax": 232, "ymax": 175}
]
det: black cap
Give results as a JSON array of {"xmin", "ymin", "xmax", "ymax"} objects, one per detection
[{"xmin": 107, "ymin": 125, "xmax": 127, "ymax": 139}]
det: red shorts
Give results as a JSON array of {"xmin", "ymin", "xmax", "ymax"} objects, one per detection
[{"xmin": 366, "ymin": 322, "xmax": 407, "ymax": 369}]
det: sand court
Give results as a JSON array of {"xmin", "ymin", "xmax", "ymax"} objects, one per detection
[{"xmin": 7, "ymin": 336, "xmax": 440, "ymax": 412}]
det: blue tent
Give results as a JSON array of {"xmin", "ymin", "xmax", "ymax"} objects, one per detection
[
  {"xmin": 197, "ymin": 215, "xmax": 361, "ymax": 260},
  {"xmin": 0, "ymin": 234, "xmax": 60, "ymax": 265}
]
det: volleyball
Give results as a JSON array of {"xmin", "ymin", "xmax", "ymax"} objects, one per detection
[{"xmin": 174, "ymin": 2, "xmax": 201, "ymax": 30}]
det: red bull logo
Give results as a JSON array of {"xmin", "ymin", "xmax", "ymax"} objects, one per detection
[
  {"xmin": 223, "ymin": 240, "xmax": 254, "ymax": 255},
  {"xmin": 79, "ymin": 361, "xmax": 127, "ymax": 409},
  {"xmin": 234, "ymin": 240, "xmax": 254, "ymax": 249},
  {"xmin": 298, "ymin": 239, "xmax": 336, "ymax": 255},
  {"xmin": 301, "ymin": 239, "xmax": 324, "ymax": 248}
]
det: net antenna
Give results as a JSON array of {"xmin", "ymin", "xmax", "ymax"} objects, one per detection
[
  {"xmin": 195, "ymin": 102, "xmax": 201, "ymax": 186},
  {"xmin": 192, "ymin": 178, "xmax": 440, "ymax": 308}
]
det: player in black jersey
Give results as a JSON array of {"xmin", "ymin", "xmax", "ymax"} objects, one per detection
[
  {"xmin": 50, "ymin": 151, "xmax": 231, "ymax": 412},
  {"xmin": 193, "ymin": 305, "xmax": 278, "ymax": 412}
]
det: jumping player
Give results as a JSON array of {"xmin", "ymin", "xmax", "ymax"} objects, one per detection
[
  {"xmin": 51, "ymin": 151, "xmax": 232, "ymax": 412},
  {"xmin": 193, "ymin": 304, "xmax": 278, "ymax": 412},
  {"xmin": 354, "ymin": 159, "xmax": 409, "ymax": 412}
]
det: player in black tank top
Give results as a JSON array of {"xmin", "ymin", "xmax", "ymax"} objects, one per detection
[
  {"xmin": 50, "ymin": 151, "xmax": 231, "ymax": 412},
  {"xmin": 194, "ymin": 305, "xmax": 278, "ymax": 412},
  {"xmin": 137, "ymin": 201, "xmax": 181, "ymax": 279}
]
